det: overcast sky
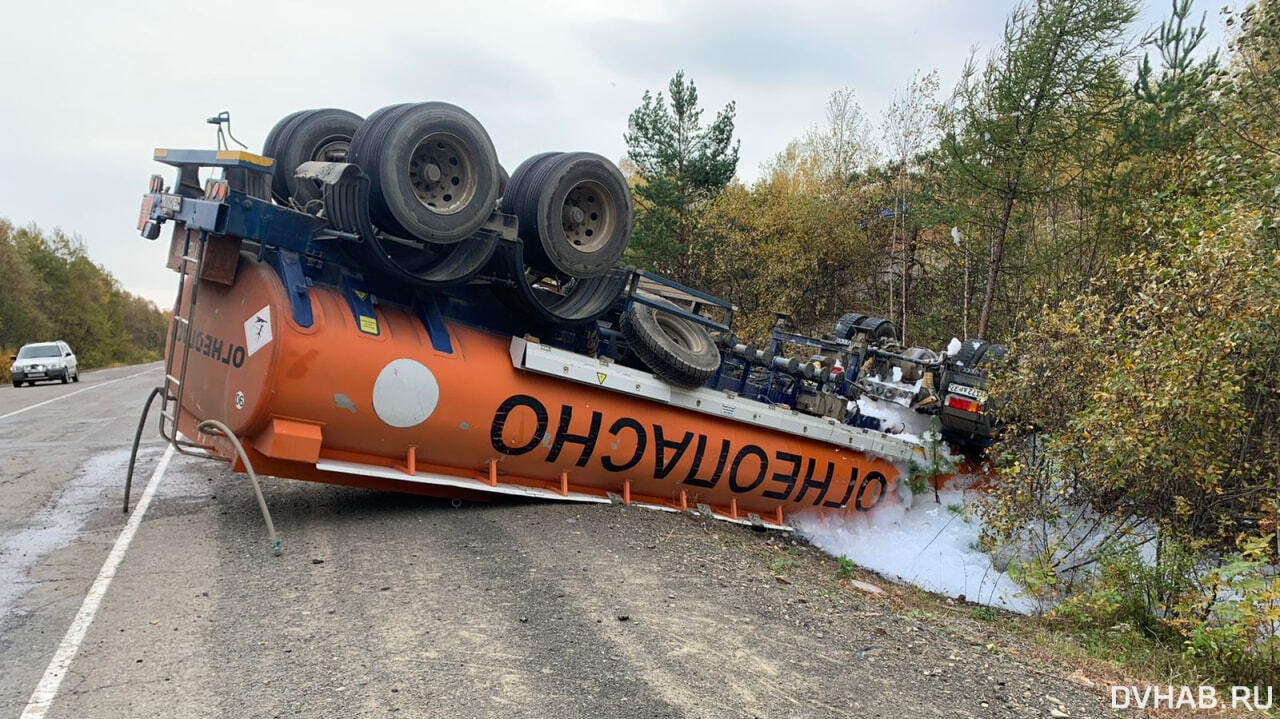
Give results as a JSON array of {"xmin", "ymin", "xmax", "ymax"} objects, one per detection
[{"xmin": 0, "ymin": 0, "xmax": 1226, "ymax": 308}]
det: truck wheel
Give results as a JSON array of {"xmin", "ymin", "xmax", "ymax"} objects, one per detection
[
  {"xmin": 833, "ymin": 313, "xmax": 867, "ymax": 341},
  {"xmin": 951, "ymin": 338, "xmax": 989, "ymax": 368},
  {"xmin": 351, "ymin": 102, "xmax": 500, "ymax": 245},
  {"xmin": 500, "ymin": 151, "xmax": 560, "ymax": 228},
  {"xmin": 262, "ymin": 110, "xmax": 309, "ymax": 199},
  {"xmin": 621, "ymin": 297, "xmax": 720, "ymax": 388},
  {"xmin": 268, "ymin": 108, "xmax": 363, "ymax": 207},
  {"xmin": 860, "ymin": 317, "xmax": 899, "ymax": 342},
  {"xmin": 504, "ymin": 152, "xmax": 631, "ymax": 279}
]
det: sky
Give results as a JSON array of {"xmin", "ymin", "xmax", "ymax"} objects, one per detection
[{"xmin": 0, "ymin": 0, "xmax": 1228, "ymax": 308}]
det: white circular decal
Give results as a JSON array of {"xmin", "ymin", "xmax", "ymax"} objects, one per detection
[{"xmin": 372, "ymin": 359, "xmax": 440, "ymax": 428}]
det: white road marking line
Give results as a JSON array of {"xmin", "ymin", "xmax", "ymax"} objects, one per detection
[
  {"xmin": 19, "ymin": 443, "xmax": 176, "ymax": 719},
  {"xmin": 0, "ymin": 368, "xmax": 158, "ymax": 423}
]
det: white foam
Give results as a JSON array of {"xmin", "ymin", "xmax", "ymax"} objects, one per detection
[{"xmin": 794, "ymin": 480, "xmax": 1038, "ymax": 613}]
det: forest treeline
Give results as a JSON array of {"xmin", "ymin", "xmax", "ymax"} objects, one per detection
[
  {"xmin": 624, "ymin": 0, "xmax": 1278, "ymax": 684},
  {"xmin": 0, "ymin": 219, "xmax": 168, "ymax": 381}
]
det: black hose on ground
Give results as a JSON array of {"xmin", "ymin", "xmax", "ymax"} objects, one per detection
[{"xmin": 123, "ymin": 386, "xmax": 163, "ymax": 514}]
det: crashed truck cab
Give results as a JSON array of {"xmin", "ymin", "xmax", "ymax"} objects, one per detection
[{"xmin": 130, "ymin": 104, "xmax": 1002, "ymax": 538}]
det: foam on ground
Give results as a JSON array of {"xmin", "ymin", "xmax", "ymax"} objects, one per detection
[{"xmin": 793, "ymin": 479, "xmax": 1038, "ymax": 613}]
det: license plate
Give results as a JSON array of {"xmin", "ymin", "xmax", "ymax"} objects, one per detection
[
  {"xmin": 137, "ymin": 196, "xmax": 154, "ymax": 230},
  {"xmin": 28, "ymin": 372, "xmax": 45, "ymax": 378},
  {"xmin": 159, "ymin": 194, "xmax": 183, "ymax": 212},
  {"xmin": 947, "ymin": 382, "xmax": 987, "ymax": 401}
]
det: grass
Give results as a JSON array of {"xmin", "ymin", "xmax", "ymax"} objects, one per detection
[
  {"xmin": 768, "ymin": 556, "xmax": 798, "ymax": 574},
  {"xmin": 837, "ymin": 555, "xmax": 856, "ymax": 579},
  {"xmin": 970, "ymin": 605, "xmax": 997, "ymax": 621}
]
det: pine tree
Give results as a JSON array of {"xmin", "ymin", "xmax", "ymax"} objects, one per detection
[{"xmin": 624, "ymin": 71, "xmax": 740, "ymax": 283}]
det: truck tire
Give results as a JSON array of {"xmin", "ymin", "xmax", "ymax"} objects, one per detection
[
  {"xmin": 833, "ymin": 314, "xmax": 867, "ymax": 341},
  {"xmin": 621, "ymin": 297, "xmax": 720, "ymax": 388},
  {"xmin": 268, "ymin": 108, "xmax": 363, "ymax": 207},
  {"xmin": 503, "ymin": 152, "xmax": 631, "ymax": 279},
  {"xmin": 951, "ymin": 338, "xmax": 989, "ymax": 368},
  {"xmin": 834, "ymin": 314, "xmax": 897, "ymax": 342},
  {"xmin": 351, "ymin": 102, "xmax": 500, "ymax": 245},
  {"xmin": 262, "ymin": 110, "xmax": 309, "ymax": 199},
  {"xmin": 503, "ymin": 152, "xmax": 561, "ymax": 222}
]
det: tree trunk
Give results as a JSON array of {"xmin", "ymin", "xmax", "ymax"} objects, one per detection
[
  {"xmin": 902, "ymin": 224, "xmax": 918, "ymax": 344},
  {"xmin": 978, "ymin": 186, "xmax": 1017, "ymax": 337}
]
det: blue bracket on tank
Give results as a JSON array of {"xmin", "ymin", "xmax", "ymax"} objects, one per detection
[
  {"xmin": 413, "ymin": 295, "xmax": 453, "ymax": 354},
  {"xmin": 262, "ymin": 248, "xmax": 314, "ymax": 328},
  {"xmin": 341, "ymin": 275, "xmax": 380, "ymax": 336}
]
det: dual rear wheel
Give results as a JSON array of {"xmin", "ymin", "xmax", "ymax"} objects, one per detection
[
  {"xmin": 265, "ymin": 104, "xmax": 633, "ymax": 279},
  {"xmin": 503, "ymin": 151, "xmax": 632, "ymax": 279}
]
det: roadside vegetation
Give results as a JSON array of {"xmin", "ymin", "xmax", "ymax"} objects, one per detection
[
  {"xmin": 625, "ymin": 0, "xmax": 1278, "ymax": 691},
  {"xmin": 0, "ymin": 219, "xmax": 167, "ymax": 382}
]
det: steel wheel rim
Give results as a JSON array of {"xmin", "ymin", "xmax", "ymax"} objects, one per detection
[
  {"xmin": 561, "ymin": 180, "xmax": 614, "ymax": 253},
  {"xmin": 408, "ymin": 133, "xmax": 477, "ymax": 215},
  {"xmin": 655, "ymin": 312, "xmax": 704, "ymax": 352},
  {"xmin": 313, "ymin": 136, "xmax": 351, "ymax": 163}
]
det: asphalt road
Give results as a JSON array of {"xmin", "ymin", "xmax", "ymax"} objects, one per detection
[{"xmin": 0, "ymin": 363, "xmax": 1120, "ymax": 718}]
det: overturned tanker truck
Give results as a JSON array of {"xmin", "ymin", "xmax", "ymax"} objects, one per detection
[{"xmin": 126, "ymin": 102, "xmax": 1004, "ymax": 540}]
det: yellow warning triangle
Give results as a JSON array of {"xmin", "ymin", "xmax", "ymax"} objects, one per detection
[
  {"xmin": 596, "ymin": 372, "xmax": 607, "ymax": 385},
  {"xmin": 354, "ymin": 290, "xmax": 368, "ymax": 301}
]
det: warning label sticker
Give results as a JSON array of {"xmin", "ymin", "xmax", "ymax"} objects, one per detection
[{"xmin": 244, "ymin": 306, "xmax": 273, "ymax": 356}]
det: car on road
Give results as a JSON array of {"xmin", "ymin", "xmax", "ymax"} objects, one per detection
[{"xmin": 9, "ymin": 341, "xmax": 79, "ymax": 386}]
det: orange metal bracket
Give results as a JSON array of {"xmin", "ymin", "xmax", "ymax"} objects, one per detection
[
  {"xmin": 398, "ymin": 445, "xmax": 417, "ymax": 476},
  {"xmin": 252, "ymin": 417, "xmax": 323, "ymax": 463}
]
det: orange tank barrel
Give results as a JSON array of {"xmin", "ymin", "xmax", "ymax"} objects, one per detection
[{"xmin": 172, "ymin": 258, "xmax": 912, "ymax": 529}]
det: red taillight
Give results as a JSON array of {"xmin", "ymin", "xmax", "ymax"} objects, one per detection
[
  {"xmin": 946, "ymin": 395, "xmax": 982, "ymax": 414},
  {"xmin": 204, "ymin": 179, "xmax": 229, "ymax": 202}
]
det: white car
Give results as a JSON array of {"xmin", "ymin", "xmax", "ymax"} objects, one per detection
[{"xmin": 9, "ymin": 341, "xmax": 80, "ymax": 387}]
